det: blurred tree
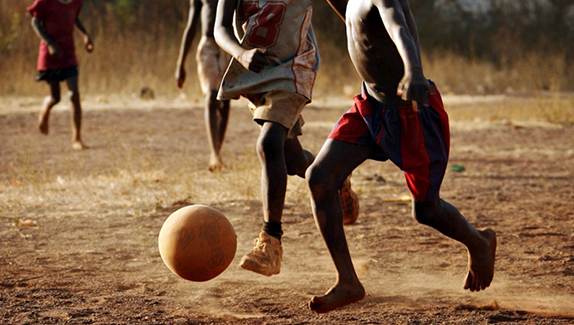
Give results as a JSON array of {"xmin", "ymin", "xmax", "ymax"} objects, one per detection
[{"xmin": 548, "ymin": 0, "xmax": 574, "ymax": 62}]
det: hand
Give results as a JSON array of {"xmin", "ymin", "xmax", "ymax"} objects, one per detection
[
  {"xmin": 397, "ymin": 73, "xmax": 432, "ymax": 106},
  {"xmin": 48, "ymin": 43, "xmax": 63, "ymax": 58},
  {"xmin": 237, "ymin": 48, "xmax": 278, "ymax": 73},
  {"xmin": 84, "ymin": 36, "xmax": 94, "ymax": 52},
  {"xmin": 176, "ymin": 66, "xmax": 186, "ymax": 88}
]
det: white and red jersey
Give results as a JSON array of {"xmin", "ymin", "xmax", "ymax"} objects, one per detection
[{"xmin": 218, "ymin": 0, "xmax": 319, "ymax": 101}]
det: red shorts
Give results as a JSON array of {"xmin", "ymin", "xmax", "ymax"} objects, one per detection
[{"xmin": 329, "ymin": 82, "xmax": 450, "ymax": 202}]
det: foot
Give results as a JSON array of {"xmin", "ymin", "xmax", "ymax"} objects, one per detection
[
  {"xmin": 38, "ymin": 111, "xmax": 49, "ymax": 135},
  {"xmin": 240, "ymin": 231, "xmax": 282, "ymax": 276},
  {"xmin": 208, "ymin": 154, "xmax": 224, "ymax": 172},
  {"xmin": 309, "ymin": 281, "xmax": 366, "ymax": 313},
  {"xmin": 340, "ymin": 175, "xmax": 359, "ymax": 225},
  {"xmin": 464, "ymin": 228, "xmax": 497, "ymax": 292},
  {"xmin": 72, "ymin": 140, "xmax": 87, "ymax": 150}
]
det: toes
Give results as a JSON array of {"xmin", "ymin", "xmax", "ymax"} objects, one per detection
[
  {"xmin": 308, "ymin": 297, "xmax": 323, "ymax": 312},
  {"xmin": 464, "ymin": 273, "xmax": 472, "ymax": 290},
  {"xmin": 308, "ymin": 299, "xmax": 317, "ymax": 311}
]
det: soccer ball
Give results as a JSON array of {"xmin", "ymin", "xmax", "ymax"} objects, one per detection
[{"xmin": 158, "ymin": 205, "xmax": 237, "ymax": 281}]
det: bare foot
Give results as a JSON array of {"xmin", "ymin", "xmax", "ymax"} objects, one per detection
[
  {"xmin": 72, "ymin": 141, "xmax": 87, "ymax": 150},
  {"xmin": 38, "ymin": 111, "xmax": 49, "ymax": 135},
  {"xmin": 208, "ymin": 154, "xmax": 224, "ymax": 172},
  {"xmin": 309, "ymin": 281, "xmax": 365, "ymax": 313},
  {"xmin": 464, "ymin": 228, "xmax": 497, "ymax": 292}
]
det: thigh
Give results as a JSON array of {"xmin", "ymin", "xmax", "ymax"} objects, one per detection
[
  {"xmin": 196, "ymin": 37, "xmax": 227, "ymax": 94},
  {"xmin": 47, "ymin": 80, "xmax": 61, "ymax": 99},
  {"xmin": 397, "ymin": 98, "xmax": 449, "ymax": 202},
  {"xmin": 248, "ymin": 90, "xmax": 307, "ymax": 138},
  {"xmin": 65, "ymin": 75, "xmax": 79, "ymax": 93},
  {"xmin": 312, "ymin": 138, "xmax": 373, "ymax": 187}
]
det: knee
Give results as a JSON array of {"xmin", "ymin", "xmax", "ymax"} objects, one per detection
[
  {"xmin": 256, "ymin": 133, "xmax": 282, "ymax": 161},
  {"xmin": 286, "ymin": 149, "xmax": 310, "ymax": 177},
  {"xmin": 306, "ymin": 164, "xmax": 332, "ymax": 198},
  {"xmin": 68, "ymin": 90, "xmax": 80, "ymax": 102},
  {"xmin": 49, "ymin": 94, "xmax": 61, "ymax": 105},
  {"xmin": 412, "ymin": 201, "xmax": 437, "ymax": 227}
]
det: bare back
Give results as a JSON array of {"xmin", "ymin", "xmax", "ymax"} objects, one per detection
[{"xmin": 345, "ymin": 0, "xmax": 423, "ymax": 102}]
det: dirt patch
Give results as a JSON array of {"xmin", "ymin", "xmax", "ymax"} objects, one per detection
[{"xmin": 1, "ymin": 97, "xmax": 573, "ymax": 324}]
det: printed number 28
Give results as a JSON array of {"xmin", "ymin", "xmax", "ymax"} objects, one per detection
[{"xmin": 243, "ymin": 2, "xmax": 286, "ymax": 48}]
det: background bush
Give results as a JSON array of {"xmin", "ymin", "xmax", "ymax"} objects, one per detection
[{"xmin": 0, "ymin": 0, "xmax": 572, "ymax": 99}]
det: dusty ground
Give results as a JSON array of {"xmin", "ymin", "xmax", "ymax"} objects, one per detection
[{"xmin": 1, "ymin": 95, "xmax": 573, "ymax": 325}]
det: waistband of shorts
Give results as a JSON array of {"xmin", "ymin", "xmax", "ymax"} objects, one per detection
[{"xmin": 362, "ymin": 81, "xmax": 437, "ymax": 107}]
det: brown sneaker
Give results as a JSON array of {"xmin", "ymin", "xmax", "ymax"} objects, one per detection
[
  {"xmin": 340, "ymin": 174, "xmax": 359, "ymax": 225},
  {"xmin": 240, "ymin": 231, "xmax": 283, "ymax": 276}
]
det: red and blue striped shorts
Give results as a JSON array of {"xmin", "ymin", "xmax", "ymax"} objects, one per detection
[{"xmin": 329, "ymin": 82, "xmax": 450, "ymax": 202}]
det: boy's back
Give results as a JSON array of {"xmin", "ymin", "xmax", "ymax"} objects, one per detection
[{"xmin": 28, "ymin": 0, "xmax": 83, "ymax": 71}]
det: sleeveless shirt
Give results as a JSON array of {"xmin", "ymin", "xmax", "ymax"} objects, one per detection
[{"xmin": 218, "ymin": 0, "xmax": 319, "ymax": 101}]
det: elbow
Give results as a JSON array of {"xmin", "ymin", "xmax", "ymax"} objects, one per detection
[{"xmin": 213, "ymin": 27, "xmax": 225, "ymax": 48}]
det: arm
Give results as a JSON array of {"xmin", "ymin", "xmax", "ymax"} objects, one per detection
[
  {"xmin": 31, "ymin": 16, "xmax": 61, "ymax": 57},
  {"xmin": 376, "ymin": 0, "xmax": 430, "ymax": 103},
  {"xmin": 75, "ymin": 18, "xmax": 94, "ymax": 52},
  {"xmin": 214, "ymin": 0, "xmax": 276, "ymax": 73},
  {"xmin": 176, "ymin": 0, "xmax": 202, "ymax": 88},
  {"xmin": 401, "ymin": 0, "xmax": 421, "ymax": 61},
  {"xmin": 325, "ymin": 0, "xmax": 347, "ymax": 22}
]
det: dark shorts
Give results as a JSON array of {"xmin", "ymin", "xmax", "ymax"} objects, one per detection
[
  {"xmin": 36, "ymin": 66, "xmax": 78, "ymax": 82},
  {"xmin": 329, "ymin": 82, "xmax": 450, "ymax": 202}
]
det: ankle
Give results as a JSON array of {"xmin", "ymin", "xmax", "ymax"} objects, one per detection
[{"xmin": 262, "ymin": 221, "xmax": 283, "ymax": 241}]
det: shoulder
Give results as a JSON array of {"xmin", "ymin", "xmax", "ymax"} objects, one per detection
[{"xmin": 27, "ymin": 0, "xmax": 49, "ymax": 14}]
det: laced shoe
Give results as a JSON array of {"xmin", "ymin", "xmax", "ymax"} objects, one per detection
[
  {"xmin": 340, "ymin": 174, "xmax": 359, "ymax": 225},
  {"xmin": 240, "ymin": 231, "xmax": 283, "ymax": 276}
]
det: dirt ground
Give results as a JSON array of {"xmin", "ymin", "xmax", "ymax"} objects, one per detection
[{"xmin": 1, "ymin": 95, "xmax": 573, "ymax": 325}]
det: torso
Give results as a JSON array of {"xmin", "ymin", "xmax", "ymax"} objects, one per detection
[
  {"xmin": 346, "ymin": 0, "xmax": 406, "ymax": 102},
  {"xmin": 219, "ymin": 0, "xmax": 318, "ymax": 100},
  {"xmin": 28, "ymin": 0, "xmax": 83, "ymax": 70}
]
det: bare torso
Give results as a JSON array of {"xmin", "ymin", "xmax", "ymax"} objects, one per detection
[{"xmin": 346, "ymin": 0, "xmax": 407, "ymax": 103}]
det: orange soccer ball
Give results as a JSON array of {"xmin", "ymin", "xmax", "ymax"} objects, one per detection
[{"xmin": 158, "ymin": 205, "xmax": 237, "ymax": 282}]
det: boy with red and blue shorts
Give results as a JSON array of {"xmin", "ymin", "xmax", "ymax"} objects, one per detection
[
  {"xmin": 306, "ymin": 0, "xmax": 497, "ymax": 313},
  {"xmin": 330, "ymin": 81, "xmax": 449, "ymax": 202},
  {"xmin": 28, "ymin": 0, "xmax": 93, "ymax": 150}
]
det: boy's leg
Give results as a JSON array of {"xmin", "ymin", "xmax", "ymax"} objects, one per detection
[
  {"xmin": 205, "ymin": 90, "xmax": 230, "ymax": 171},
  {"xmin": 284, "ymin": 136, "xmax": 314, "ymax": 178},
  {"xmin": 412, "ymin": 199, "xmax": 496, "ymax": 292},
  {"xmin": 38, "ymin": 80, "xmax": 61, "ymax": 135},
  {"xmin": 65, "ymin": 75, "xmax": 85, "ymax": 150},
  {"xmin": 239, "ymin": 121, "xmax": 288, "ymax": 276},
  {"xmin": 258, "ymin": 121, "xmax": 289, "ymax": 224},
  {"xmin": 307, "ymin": 139, "xmax": 373, "ymax": 313}
]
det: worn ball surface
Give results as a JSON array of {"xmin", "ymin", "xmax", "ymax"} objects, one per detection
[{"xmin": 158, "ymin": 205, "xmax": 237, "ymax": 281}]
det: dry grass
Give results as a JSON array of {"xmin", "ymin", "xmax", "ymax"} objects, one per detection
[
  {"xmin": 2, "ymin": 0, "xmax": 573, "ymax": 100},
  {"xmin": 442, "ymin": 93, "xmax": 574, "ymax": 126}
]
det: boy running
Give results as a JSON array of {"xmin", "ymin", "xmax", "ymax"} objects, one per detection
[
  {"xmin": 306, "ymin": 0, "xmax": 497, "ymax": 313},
  {"xmin": 28, "ymin": 0, "xmax": 93, "ymax": 150},
  {"xmin": 176, "ymin": 0, "xmax": 232, "ymax": 171},
  {"xmin": 214, "ymin": 0, "xmax": 355, "ymax": 275}
]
